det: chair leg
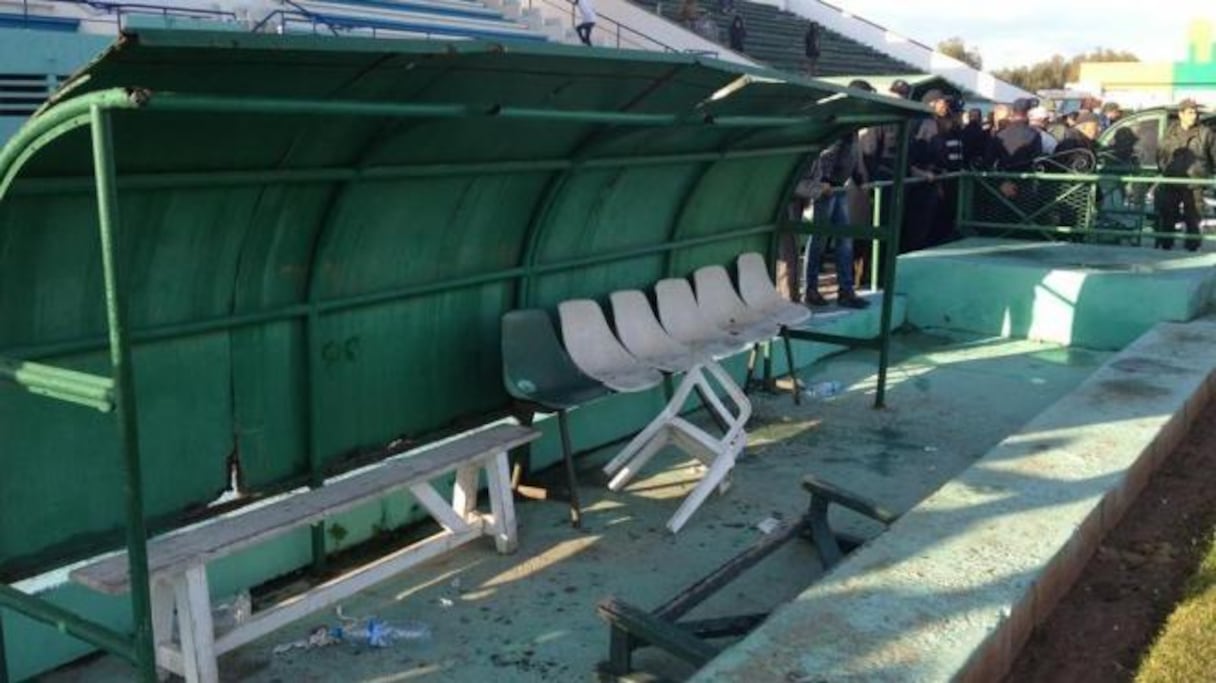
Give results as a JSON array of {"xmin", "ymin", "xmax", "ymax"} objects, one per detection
[
  {"xmin": 666, "ymin": 441, "xmax": 740, "ymax": 533},
  {"xmin": 607, "ymin": 428, "xmax": 670, "ymax": 491},
  {"xmin": 783, "ymin": 330, "xmax": 801, "ymax": 406},
  {"xmin": 510, "ymin": 407, "xmax": 536, "ymax": 490},
  {"xmin": 742, "ymin": 343, "xmax": 758, "ymax": 394},
  {"xmin": 0, "ymin": 605, "xmax": 8, "ymax": 683},
  {"xmin": 695, "ymin": 382, "xmax": 732, "ymax": 435},
  {"xmin": 557, "ymin": 411, "xmax": 583, "ymax": 529}
]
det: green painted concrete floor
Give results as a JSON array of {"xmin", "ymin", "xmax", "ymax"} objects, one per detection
[{"xmin": 40, "ymin": 329, "xmax": 1110, "ymax": 683}]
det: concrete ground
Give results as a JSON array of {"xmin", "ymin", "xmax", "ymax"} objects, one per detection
[{"xmin": 41, "ymin": 329, "xmax": 1109, "ymax": 683}]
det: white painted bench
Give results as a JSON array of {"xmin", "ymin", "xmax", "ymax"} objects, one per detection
[{"xmin": 69, "ymin": 423, "xmax": 540, "ymax": 683}]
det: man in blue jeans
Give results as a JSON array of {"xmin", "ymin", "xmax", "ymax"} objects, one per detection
[{"xmin": 804, "ymin": 131, "xmax": 870, "ymax": 309}]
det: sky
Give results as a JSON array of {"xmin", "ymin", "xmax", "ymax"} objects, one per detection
[{"xmin": 829, "ymin": 0, "xmax": 1216, "ymax": 71}]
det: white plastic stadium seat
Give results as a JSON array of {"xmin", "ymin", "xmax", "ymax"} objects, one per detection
[
  {"xmin": 736, "ymin": 252, "xmax": 811, "ymax": 328},
  {"xmin": 654, "ymin": 278, "xmax": 749, "ymax": 360},
  {"xmin": 558, "ymin": 300, "xmax": 662, "ymax": 393},
  {"xmin": 692, "ymin": 265, "xmax": 781, "ymax": 344}
]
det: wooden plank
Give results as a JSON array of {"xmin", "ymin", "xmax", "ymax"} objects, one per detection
[
  {"xmin": 406, "ymin": 482, "xmax": 470, "ymax": 534},
  {"xmin": 174, "ymin": 566, "xmax": 218, "ymax": 683},
  {"xmin": 596, "ymin": 598, "xmax": 719, "ymax": 668},
  {"xmin": 452, "ymin": 464, "xmax": 479, "ymax": 521},
  {"xmin": 72, "ymin": 424, "xmax": 539, "ymax": 594},
  {"xmin": 679, "ymin": 613, "xmax": 768, "ymax": 640},
  {"xmin": 484, "ymin": 452, "xmax": 517, "ymax": 554},
  {"xmin": 150, "ymin": 577, "xmax": 177, "ymax": 681},
  {"xmin": 213, "ymin": 525, "xmax": 482, "ymax": 655},
  {"xmin": 655, "ymin": 517, "xmax": 806, "ymax": 621}
]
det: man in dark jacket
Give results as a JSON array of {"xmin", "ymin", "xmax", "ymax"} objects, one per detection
[
  {"xmin": 1054, "ymin": 110, "xmax": 1101, "ymax": 171},
  {"xmin": 960, "ymin": 108, "xmax": 988, "ymax": 168},
  {"xmin": 1156, "ymin": 99, "xmax": 1216, "ymax": 251},
  {"xmin": 903, "ymin": 89, "xmax": 962, "ymax": 250},
  {"xmin": 985, "ymin": 98, "xmax": 1042, "ymax": 172}
]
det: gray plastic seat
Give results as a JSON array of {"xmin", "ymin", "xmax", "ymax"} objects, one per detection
[{"xmin": 502, "ymin": 309, "xmax": 610, "ymax": 528}]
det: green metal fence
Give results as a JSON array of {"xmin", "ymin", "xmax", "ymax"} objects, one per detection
[{"xmin": 959, "ymin": 170, "xmax": 1216, "ymax": 246}]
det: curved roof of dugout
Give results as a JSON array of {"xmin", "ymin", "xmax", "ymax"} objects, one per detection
[{"xmin": 0, "ymin": 29, "xmax": 924, "ymax": 568}]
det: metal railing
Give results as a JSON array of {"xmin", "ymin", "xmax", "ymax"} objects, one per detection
[
  {"xmin": 526, "ymin": 0, "xmax": 715, "ymax": 55},
  {"xmin": 9, "ymin": 0, "xmax": 240, "ymax": 30}
]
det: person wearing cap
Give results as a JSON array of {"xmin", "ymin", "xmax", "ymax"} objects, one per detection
[
  {"xmin": 1052, "ymin": 111, "xmax": 1103, "ymax": 228},
  {"xmin": 904, "ymin": 88, "xmax": 964, "ymax": 249},
  {"xmin": 1055, "ymin": 111, "xmax": 1100, "ymax": 164},
  {"xmin": 1027, "ymin": 106, "xmax": 1058, "ymax": 154},
  {"xmin": 1156, "ymin": 98, "xmax": 1216, "ymax": 251},
  {"xmin": 1100, "ymin": 101, "xmax": 1123, "ymax": 130}
]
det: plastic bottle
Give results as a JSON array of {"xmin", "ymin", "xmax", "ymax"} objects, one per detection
[
  {"xmin": 344, "ymin": 618, "xmax": 432, "ymax": 648},
  {"xmin": 802, "ymin": 380, "xmax": 843, "ymax": 400}
]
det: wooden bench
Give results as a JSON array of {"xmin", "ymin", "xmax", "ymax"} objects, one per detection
[
  {"xmin": 596, "ymin": 475, "xmax": 899, "ymax": 678},
  {"xmin": 70, "ymin": 423, "xmax": 540, "ymax": 683}
]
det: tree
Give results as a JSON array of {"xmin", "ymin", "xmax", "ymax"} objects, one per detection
[
  {"xmin": 995, "ymin": 48, "xmax": 1139, "ymax": 92},
  {"xmin": 937, "ymin": 37, "xmax": 983, "ymax": 70}
]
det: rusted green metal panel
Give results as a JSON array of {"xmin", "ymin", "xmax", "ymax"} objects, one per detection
[{"xmin": 0, "ymin": 30, "xmax": 924, "ymax": 578}]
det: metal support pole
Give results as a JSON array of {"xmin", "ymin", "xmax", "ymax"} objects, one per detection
[
  {"xmin": 90, "ymin": 104, "xmax": 156, "ymax": 682},
  {"xmin": 869, "ymin": 185, "xmax": 882, "ymax": 291},
  {"xmin": 306, "ymin": 311, "xmax": 328, "ymax": 571},
  {"xmin": 0, "ymin": 609, "xmax": 8, "ymax": 683},
  {"xmin": 874, "ymin": 121, "xmax": 910, "ymax": 409}
]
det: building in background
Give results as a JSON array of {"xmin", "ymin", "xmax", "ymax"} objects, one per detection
[{"xmin": 1076, "ymin": 19, "xmax": 1216, "ymax": 110}]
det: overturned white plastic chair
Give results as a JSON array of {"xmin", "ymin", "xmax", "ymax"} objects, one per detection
[
  {"xmin": 604, "ymin": 290, "xmax": 752, "ymax": 532},
  {"xmin": 654, "ymin": 278, "xmax": 750, "ymax": 361},
  {"xmin": 558, "ymin": 300, "xmax": 663, "ymax": 394}
]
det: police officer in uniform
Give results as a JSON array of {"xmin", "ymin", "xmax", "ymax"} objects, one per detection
[{"xmin": 1156, "ymin": 98, "xmax": 1216, "ymax": 251}]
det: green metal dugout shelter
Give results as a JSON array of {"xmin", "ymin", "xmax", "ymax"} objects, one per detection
[{"xmin": 0, "ymin": 30, "xmax": 923, "ymax": 680}]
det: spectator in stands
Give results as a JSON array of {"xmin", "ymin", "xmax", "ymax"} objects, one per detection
[
  {"xmin": 729, "ymin": 15, "xmax": 746, "ymax": 51},
  {"xmin": 801, "ymin": 130, "xmax": 870, "ymax": 309},
  {"xmin": 679, "ymin": 0, "xmax": 698, "ymax": 25},
  {"xmin": 573, "ymin": 0, "xmax": 596, "ymax": 45},
  {"xmin": 1028, "ymin": 106, "xmax": 1058, "ymax": 154},
  {"xmin": 803, "ymin": 22, "xmax": 821, "ymax": 76},
  {"xmin": 961, "ymin": 107, "xmax": 988, "ymax": 168},
  {"xmin": 1156, "ymin": 98, "xmax": 1216, "ymax": 251}
]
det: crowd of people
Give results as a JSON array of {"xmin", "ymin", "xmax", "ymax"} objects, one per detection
[{"xmin": 792, "ymin": 80, "xmax": 1215, "ymax": 307}]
